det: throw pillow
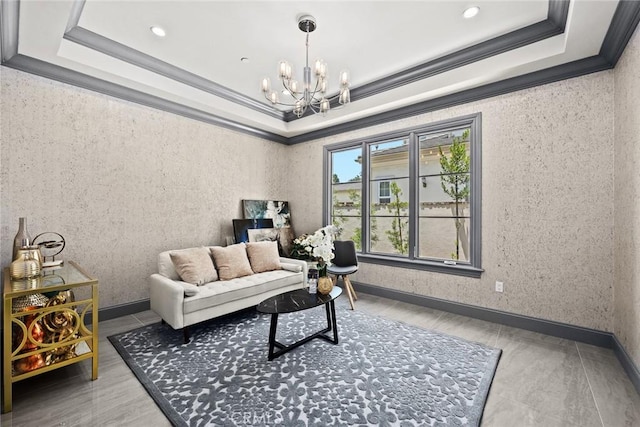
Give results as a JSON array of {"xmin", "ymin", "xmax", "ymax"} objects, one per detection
[
  {"xmin": 170, "ymin": 247, "xmax": 218, "ymax": 285},
  {"xmin": 280, "ymin": 262, "xmax": 302, "ymax": 273},
  {"xmin": 210, "ymin": 243, "xmax": 254, "ymax": 280},
  {"xmin": 246, "ymin": 241, "xmax": 282, "ymax": 273}
]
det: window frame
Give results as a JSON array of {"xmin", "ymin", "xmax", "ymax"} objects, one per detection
[{"xmin": 323, "ymin": 113, "xmax": 483, "ymax": 278}]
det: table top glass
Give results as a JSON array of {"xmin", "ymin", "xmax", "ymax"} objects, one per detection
[
  {"xmin": 3, "ymin": 260, "xmax": 97, "ymax": 298},
  {"xmin": 257, "ymin": 287, "xmax": 342, "ymax": 314}
]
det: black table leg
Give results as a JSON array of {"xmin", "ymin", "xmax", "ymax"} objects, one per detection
[
  {"xmin": 325, "ymin": 302, "xmax": 332, "ymax": 332},
  {"xmin": 329, "ymin": 300, "xmax": 338, "ymax": 344},
  {"xmin": 268, "ymin": 313, "xmax": 278, "ymax": 361},
  {"xmin": 266, "ymin": 301, "xmax": 339, "ymax": 360}
]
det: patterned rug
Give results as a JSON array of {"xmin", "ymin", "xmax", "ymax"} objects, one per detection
[{"xmin": 108, "ymin": 305, "xmax": 501, "ymax": 426}]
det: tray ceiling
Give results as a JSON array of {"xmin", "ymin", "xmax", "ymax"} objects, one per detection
[{"xmin": 1, "ymin": 0, "xmax": 637, "ymax": 143}]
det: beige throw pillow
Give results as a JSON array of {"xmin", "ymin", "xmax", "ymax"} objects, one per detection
[
  {"xmin": 280, "ymin": 262, "xmax": 302, "ymax": 273},
  {"xmin": 246, "ymin": 241, "xmax": 282, "ymax": 273},
  {"xmin": 210, "ymin": 243, "xmax": 254, "ymax": 280},
  {"xmin": 170, "ymin": 247, "xmax": 218, "ymax": 285}
]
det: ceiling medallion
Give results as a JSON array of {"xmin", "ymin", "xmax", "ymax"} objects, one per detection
[{"xmin": 260, "ymin": 15, "xmax": 351, "ymax": 118}]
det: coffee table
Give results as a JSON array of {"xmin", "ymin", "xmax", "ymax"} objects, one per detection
[{"xmin": 257, "ymin": 287, "xmax": 342, "ymax": 360}]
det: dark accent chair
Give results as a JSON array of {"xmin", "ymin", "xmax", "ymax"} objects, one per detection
[{"xmin": 327, "ymin": 240, "xmax": 358, "ymax": 310}]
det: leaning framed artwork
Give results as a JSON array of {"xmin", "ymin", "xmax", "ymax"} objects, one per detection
[
  {"xmin": 232, "ymin": 219, "xmax": 274, "ymax": 244},
  {"xmin": 242, "ymin": 200, "xmax": 291, "ymax": 228},
  {"xmin": 247, "ymin": 228, "xmax": 280, "ymax": 243}
]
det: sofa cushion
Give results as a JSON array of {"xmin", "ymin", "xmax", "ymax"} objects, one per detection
[
  {"xmin": 210, "ymin": 243, "xmax": 254, "ymax": 280},
  {"xmin": 183, "ymin": 269, "xmax": 302, "ymax": 314},
  {"xmin": 246, "ymin": 241, "xmax": 282, "ymax": 273},
  {"xmin": 170, "ymin": 247, "xmax": 218, "ymax": 285}
]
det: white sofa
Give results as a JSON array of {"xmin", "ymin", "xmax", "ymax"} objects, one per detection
[{"xmin": 150, "ymin": 245, "xmax": 308, "ymax": 342}]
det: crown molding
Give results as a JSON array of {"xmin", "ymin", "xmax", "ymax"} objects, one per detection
[
  {"xmin": 284, "ymin": 0, "xmax": 570, "ymax": 122},
  {"xmin": 1, "ymin": 0, "xmax": 639, "ymax": 145},
  {"xmin": 61, "ymin": 0, "xmax": 568, "ymax": 125},
  {"xmin": 1, "ymin": 54, "xmax": 288, "ymax": 143},
  {"xmin": 287, "ymin": 0, "xmax": 639, "ymax": 144},
  {"xmin": 599, "ymin": 0, "xmax": 640, "ymax": 66},
  {"xmin": 287, "ymin": 55, "xmax": 611, "ymax": 144},
  {"xmin": 547, "ymin": 0, "xmax": 570, "ymax": 31},
  {"xmin": 63, "ymin": 26, "xmax": 285, "ymax": 120}
]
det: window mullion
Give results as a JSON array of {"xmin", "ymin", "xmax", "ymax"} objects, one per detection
[
  {"xmin": 408, "ymin": 132, "xmax": 417, "ymax": 260},
  {"xmin": 361, "ymin": 142, "xmax": 370, "ymax": 253},
  {"xmin": 470, "ymin": 115, "xmax": 482, "ymax": 268},
  {"xmin": 322, "ymin": 148, "xmax": 331, "ymax": 226}
]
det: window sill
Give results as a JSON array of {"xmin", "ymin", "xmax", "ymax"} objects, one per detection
[{"xmin": 356, "ymin": 254, "xmax": 483, "ymax": 278}]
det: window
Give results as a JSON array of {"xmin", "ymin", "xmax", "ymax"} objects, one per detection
[
  {"xmin": 324, "ymin": 114, "xmax": 482, "ymax": 277},
  {"xmin": 378, "ymin": 181, "xmax": 391, "ymax": 204},
  {"xmin": 329, "ymin": 147, "xmax": 363, "ymax": 249}
]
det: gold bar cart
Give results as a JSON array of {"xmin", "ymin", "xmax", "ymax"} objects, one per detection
[{"xmin": 2, "ymin": 261, "xmax": 99, "ymax": 413}]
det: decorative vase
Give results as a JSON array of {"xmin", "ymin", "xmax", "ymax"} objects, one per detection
[
  {"xmin": 10, "ymin": 249, "xmax": 41, "ymax": 280},
  {"xmin": 317, "ymin": 276, "xmax": 334, "ymax": 295},
  {"xmin": 12, "ymin": 301, "xmax": 49, "ymax": 374},
  {"xmin": 13, "ymin": 217, "xmax": 32, "ymax": 261},
  {"xmin": 11, "ymin": 293, "xmax": 49, "ymax": 313},
  {"xmin": 13, "ymin": 311, "xmax": 47, "ymax": 374}
]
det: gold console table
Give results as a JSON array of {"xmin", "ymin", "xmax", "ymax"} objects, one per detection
[{"xmin": 2, "ymin": 260, "xmax": 98, "ymax": 413}]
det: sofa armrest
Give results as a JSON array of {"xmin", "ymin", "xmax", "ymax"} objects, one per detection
[
  {"xmin": 279, "ymin": 257, "xmax": 308, "ymax": 286},
  {"xmin": 149, "ymin": 273, "xmax": 186, "ymax": 330}
]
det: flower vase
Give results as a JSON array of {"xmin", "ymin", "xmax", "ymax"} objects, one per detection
[
  {"xmin": 316, "ymin": 260, "xmax": 334, "ymax": 295},
  {"xmin": 318, "ymin": 276, "xmax": 334, "ymax": 295}
]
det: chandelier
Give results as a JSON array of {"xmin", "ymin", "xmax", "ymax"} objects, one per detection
[{"xmin": 260, "ymin": 15, "xmax": 351, "ymax": 118}]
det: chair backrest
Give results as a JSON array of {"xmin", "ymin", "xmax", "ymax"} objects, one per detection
[{"xmin": 332, "ymin": 240, "xmax": 358, "ymax": 267}]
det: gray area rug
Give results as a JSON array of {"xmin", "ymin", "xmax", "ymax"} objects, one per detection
[{"xmin": 108, "ymin": 305, "xmax": 501, "ymax": 426}]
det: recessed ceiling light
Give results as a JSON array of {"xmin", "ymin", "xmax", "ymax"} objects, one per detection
[
  {"xmin": 150, "ymin": 26, "xmax": 166, "ymax": 37},
  {"xmin": 463, "ymin": 6, "xmax": 480, "ymax": 19},
  {"xmin": 240, "ymin": 57, "xmax": 249, "ymax": 63}
]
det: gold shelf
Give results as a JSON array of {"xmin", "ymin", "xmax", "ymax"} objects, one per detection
[{"xmin": 3, "ymin": 261, "xmax": 99, "ymax": 413}]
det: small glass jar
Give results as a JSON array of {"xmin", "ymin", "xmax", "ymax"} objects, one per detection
[
  {"xmin": 308, "ymin": 277, "xmax": 317, "ymax": 294},
  {"xmin": 307, "ymin": 268, "xmax": 319, "ymax": 294}
]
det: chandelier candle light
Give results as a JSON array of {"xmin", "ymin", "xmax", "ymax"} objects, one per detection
[{"xmin": 261, "ymin": 15, "xmax": 350, "ymax": 118}]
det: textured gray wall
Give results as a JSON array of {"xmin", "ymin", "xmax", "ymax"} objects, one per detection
[
  {"xmin": 614, "ymin": 26, "xmax": 640, "ymax": 368},
  {"xmin": 0, "ymin": 63, "xmax": 619, "ymax": 334},
  {"xmin": 289, "ymin": 72, "xmax": 616, "ymax": 332},
  {"xmin": 0, "ymin": 68, "xmax": 289, "ymax": 309}
]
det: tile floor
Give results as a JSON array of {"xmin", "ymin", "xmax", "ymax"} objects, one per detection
[{"xmin": 1, "ymin": 292, "xmax": 639, "ymax": 426}]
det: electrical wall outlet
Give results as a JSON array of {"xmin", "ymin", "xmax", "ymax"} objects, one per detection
[{"xmin": 495, "ymin": 281, "xmax": 504, "ymax": 293}]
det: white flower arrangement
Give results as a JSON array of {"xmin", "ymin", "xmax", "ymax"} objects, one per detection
[{"xmin": 291, "ymin": 225, "xmax": 338, "ymax": 264}]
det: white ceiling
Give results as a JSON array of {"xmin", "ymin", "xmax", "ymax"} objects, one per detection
[{"xmin": 5, "ymin": 1, "xmax": 624, "ymax": 140}]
